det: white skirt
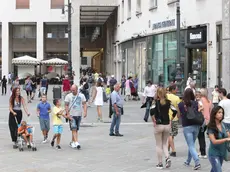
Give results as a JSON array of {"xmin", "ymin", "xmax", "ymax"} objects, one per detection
[{"xmin": 125, "ymin": 87, "xmax": 131, "ymax": 96}]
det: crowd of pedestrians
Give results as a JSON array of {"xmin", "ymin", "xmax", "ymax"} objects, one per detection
[{"xmin": 6, "ymin": 70, "xmax": 230, "ymax": 171}]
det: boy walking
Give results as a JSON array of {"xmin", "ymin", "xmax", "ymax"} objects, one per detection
[
  {"xmin": 51, "ymin": 99, "xmax": 66, "ymax": 150},
  {"xmin": 37, "ymin": 94, "xmax": 51, "ymax": 143}
]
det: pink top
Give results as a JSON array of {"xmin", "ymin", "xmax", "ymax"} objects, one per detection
[
  {"xmin": 201, "ymin": 97, "xmax": 212, "ymax": 124},
  {"xmin": 125, "ymin": 80, "xmax": 130, "ymax": 88}
]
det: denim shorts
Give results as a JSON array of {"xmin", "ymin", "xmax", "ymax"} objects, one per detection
[
  {"xmin": 39, "ymin": 118, "xmax": 50, "ymax": 131},
  {"xmin": 53, "ymin": 125, "xmax": 63, "ymax": 134},
  {"xmin": 69, "ymin": 116, "xmax": 82, "ymax": 131}
]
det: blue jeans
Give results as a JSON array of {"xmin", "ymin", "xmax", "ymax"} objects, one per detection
[
  {"xmin": 110, "ymin": 108, "xmax": 121, "ymax": 134},
  {"xmin": 183, "ymin": 125, "xmax": 200, "ymax": 166},
  {"xmin": 209, "ymin": 156, "xmax": 224, "ymax": 172}
]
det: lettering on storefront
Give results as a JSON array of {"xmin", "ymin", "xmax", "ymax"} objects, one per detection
[
  {"xmin": 190, "ymin": 32, "xmax": 202, "ymax": 41},
  {"xmin": 152, "ymin": 19, "xmax": 175, "ymax": 30}
]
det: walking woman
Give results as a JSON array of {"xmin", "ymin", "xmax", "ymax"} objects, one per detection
[
  {"xmin": 150, "ymin": 87, "xmax": 177, "ymax": 169},
  {"xmin": 207, "ymin": 106, "xmax": 230, "ymax": 172},
  {"xmin": 9, "ymin": 87, "xmax": 30, "ymax": 148},
  {"xmin": 25, "ymin": 76, "xmax": 33, "ymax": 103},
  {"xmin": 198, "ymin": 88, "xmax": 212, "ymax": 159},
  {"xmin": 92, "ymin": 81, "xmax": 104, "ymax": 122},
  {"xmin": 120, "ymin": 75, "xmax": 126, "ymax": 96},
  {"xmin": 1, "ymin": 75, "xmax": 7, "ymax": 95},
  {"xmin": 178, "ymin": 88, "xmax": 202, "ymax": 170}
]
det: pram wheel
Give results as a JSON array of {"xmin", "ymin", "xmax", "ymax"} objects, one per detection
[{"xmin": 19, "ymin": 148, "xmax": 23, "ymax": 151}]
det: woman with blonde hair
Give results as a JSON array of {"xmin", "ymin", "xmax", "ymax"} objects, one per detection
[
  {"xmin": 197, "ymin": 88, "xmax": 212, "ymax": 159},
  {"xmin": 150, "ymin": 87, "xmax": 177, "ymax": 169}
]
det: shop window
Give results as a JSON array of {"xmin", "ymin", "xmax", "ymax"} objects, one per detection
[
  {"xmin": 46, "ymin": 25, "xmax": 68, "ymax": 38},
  {"xmin": 127, "ymin": 0, "xmax": 131, "ymax": 19},
  {"xmin": 51, "ymin": 0, "xmax": 64, "ymax": 9},
  {"xmin": 152, "ymin": 34, "xmax": 163, "ymax": 85},
  {"xmin": 136, "ymin": 0, "xmax": 141, "ymax": 13},
  {"xmin": 121, "ymin": 1, "xmax": 124, "ymax": 22},
  {"xmin": 16, "ymin": 0, "xmax": 30, "ymax": 9},
  {"xmin": 81, "ymin": 57, "xmax": 87, "ymax": 65},
  {"xmin": 150, "ymin": 0, "xmax": 157, "ymax": 8},
  {"xmin": 13, "ymin": 25, "xmax": 36, "ymax": 38}
]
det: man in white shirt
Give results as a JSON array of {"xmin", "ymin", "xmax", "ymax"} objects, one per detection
[
  {"xmin": 142, "ymin": 80, "xmax": 157, "ymax": 122},
  {"xmin": 185, "ymin": 81, "xmax": 196, "ymax": 95},
  {"xmin": 218, "ymin": 88, "xmax": 230, "ymax": 132}
]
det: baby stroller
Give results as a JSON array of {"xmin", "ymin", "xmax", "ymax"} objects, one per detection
[{"xmin": 16, "ymin": 117, "xmax": 37, "ymax": 152}]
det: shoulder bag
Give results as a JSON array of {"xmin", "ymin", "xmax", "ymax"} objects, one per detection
[{"xmin": 185, "ymin": 101, "xmax": 204, "ymax": 126}]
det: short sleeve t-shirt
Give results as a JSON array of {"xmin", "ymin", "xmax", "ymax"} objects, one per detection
[
  {"xmin": 65, "ymin": 93, "xmax": 86, "ymax": 117},
  {"xmin": 167, "ymin": 93, "xmax": 181, "ymax": 121},
  {"xmin": 37, "ymin": 102, "xmax": 51, "ymax": 119},
  {"xmin": 52, "ymin": 106, "xmax": 63, "ymax": 125},
  {"xmin": 207, "ymin": 124, "xmax": 228, "ymax": 157},
  {"xmin": 219, "ymin": 99, "xmax": 230, "ymax": 123}
]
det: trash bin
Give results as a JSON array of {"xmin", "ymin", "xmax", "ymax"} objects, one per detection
[{"xmin": 53, "ymin": 86, "xmax": 62, "ymax": 100}]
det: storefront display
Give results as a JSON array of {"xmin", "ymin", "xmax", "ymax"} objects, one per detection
[{"xmin": 186, "ymin": 27, "xmax": 207, "ymax": 88}]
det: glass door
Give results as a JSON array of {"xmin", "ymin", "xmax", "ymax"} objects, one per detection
[{"xmin": 189, "ymin": 49, "xmax": 207, "ymax": 88}]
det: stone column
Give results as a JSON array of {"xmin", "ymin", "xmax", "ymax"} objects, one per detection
[
  {"xmin": 2, "ymin": 22, "xmax": 9, "ymax": 77},
  {"xmin": 222, "ymin": 0, "xmax": 230, "ymax": 90},
  {"xmin": 37, "ymin": 22, "xmax": 44, "ymax": 61},
  {"xmin": 36, "ymin": 22, "xmax": 44, "ymax": 74},
  {"xmin": 71, "ymin": 4, "xmax": 80, "ymax": 85}
]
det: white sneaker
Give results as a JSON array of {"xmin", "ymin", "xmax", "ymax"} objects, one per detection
[
  {"xmin": 198, "ymin": 155, "xmax": 207, "ymax": 159},
  {"xmin": 70, "ymin": 142, "xmax": 76, "ymax": 148},
  {"xmin": 75, "ymin": 142, "xmax": 81, "ymax": 149},
  {"xmin": 42, "ymin": 139, "xmax": 47, "ymax": 144}
]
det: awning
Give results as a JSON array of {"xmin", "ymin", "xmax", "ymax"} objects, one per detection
[
  {"xmin": 12, "ymin": 55, "xmax": 41, "ymax": 65},
  {"xmin": 42, "ymin": 58, "xmax": 68, "ymax": 65}
]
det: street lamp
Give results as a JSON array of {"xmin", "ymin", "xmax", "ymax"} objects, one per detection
[
  {"xmin": 62, "ymin": 0, "xmax": 74, "ymax": 85},
  {"xmin": 175, "ymin": 0, "xmax": 183, "ymax": 97}
]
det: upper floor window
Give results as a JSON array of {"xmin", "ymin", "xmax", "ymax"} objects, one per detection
[
  {"xmin": 16, "ymin": 0, "xmax": 30, "ymax": 9},
  {"xmin": 81, "ymin": 57, "xmax": 87, "ymax": 65},
  {"xmin": 136, "ymin": 0, "xmax": 141, "ymax": 13},
  {"xmin": 150, "ymin": 0, "xmax": 157, "ymax": 8},
  {"xmin": 127, "ymin": 0, "xmax": 131, "ymax": 18},
  {"xmin": 46, "ymin": 25, "xmax": 68, "ymax": 39},
  {"xmin": 117, "ymin": 5, "xmax": 120, "ymax": 26},
  {"xmin": 51, "ymin": 0, "xmax": 64, "ymax": 9},
  {"xmin": 121, "ymin": 0, "xmax": 124, "ymax": 22},
  {"xmin": 13, "ymin": 25, "xmax": 36, "ymax": 38}
]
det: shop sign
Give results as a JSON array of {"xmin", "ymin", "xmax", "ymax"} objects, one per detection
[
  {"xmin": 187, "ymin": 28, "xmax": 206, "ymax": 44},
  {"xmin": 152, "ymin": 19, "xmax": 175, "ymax": 30}
]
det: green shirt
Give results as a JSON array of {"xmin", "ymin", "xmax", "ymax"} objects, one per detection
[{"xmin": 207, "ymin": 124, "xmax": 228, "ymax": 157}]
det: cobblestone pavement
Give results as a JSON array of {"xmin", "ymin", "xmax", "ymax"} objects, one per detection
[{"xmin": 0, "ymin": 85, "xmax": 230, "ymax": 172}]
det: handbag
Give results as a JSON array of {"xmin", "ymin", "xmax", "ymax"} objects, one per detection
[
  {"xmin": 225, "ymin": 141, "xmax": 230, "ymax": 161},
  {"xmin": 185, "ymin": 101, "xmax": 204, "ymax": 126}
]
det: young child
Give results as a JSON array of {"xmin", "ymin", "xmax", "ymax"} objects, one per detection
[
  {"xmin": 105, "ymin": 85, "xmax": 111, "ymax": 99},
  {"xmin": 18, "ymin": 121, "xmax": 33, "ymax": 148},
  {"xmin": 37, "ymin": 94, "xmax": 51, "ymax": 143},
  {"xmin": 51, "ymin": 99, "xmax": 66, "ymax": 150}
]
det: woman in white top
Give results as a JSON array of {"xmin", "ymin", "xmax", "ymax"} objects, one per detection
[
  {"xmin": 212, "ymin": 85, "xmax": 219, "ymax": 108},
  {"xmin": 92, "ymin": 81, "xmax": 104, "ymax": 122}
]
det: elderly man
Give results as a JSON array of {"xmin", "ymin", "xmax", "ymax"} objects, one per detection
[
  {"xmin": 109, "ymin": 83, "xmax": 124, "ymax": 137},
  {"xmin": 65, "ymin": 84, "xmax": 87, "ymax": 149}
]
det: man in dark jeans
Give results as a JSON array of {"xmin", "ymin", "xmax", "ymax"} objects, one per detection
[{"xmin": 1, "ymin": 75, "xmax": 7, "ymax": 95}]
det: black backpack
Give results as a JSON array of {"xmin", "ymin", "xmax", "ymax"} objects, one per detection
[{"xmin": 185, "ymin": 101, "xmax": 204, "ymax": 126}]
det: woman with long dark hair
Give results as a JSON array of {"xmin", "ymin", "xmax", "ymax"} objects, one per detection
[
  {"xmin": 207, "ymin": 106, "xmax": 230, "ymax": 172},
  {"xmin": 178, "ymin": 88, "xmax": 202, "ymax": 170},
  {"xmin": 9, "ymin": 87, "xmax": 30, "ymax": 148}
]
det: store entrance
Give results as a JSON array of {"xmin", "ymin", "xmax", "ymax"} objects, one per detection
[{"xmin": 188, "ymin": 49, "xmax": 207, "ymax": 88}]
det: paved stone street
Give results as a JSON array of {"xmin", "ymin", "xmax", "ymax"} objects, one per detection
[{"xmin": 0, "ymin": 85, "xmax": 229, "ymax": 172}]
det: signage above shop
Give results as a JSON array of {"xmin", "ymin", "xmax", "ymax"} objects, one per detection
[
  {"xmin": 187, "ymin": 27, "xmax": 206, "ymax": 44},
  {"xmin": 152, "ymin": 19, "xmax": 175, "ymax": 30}
]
